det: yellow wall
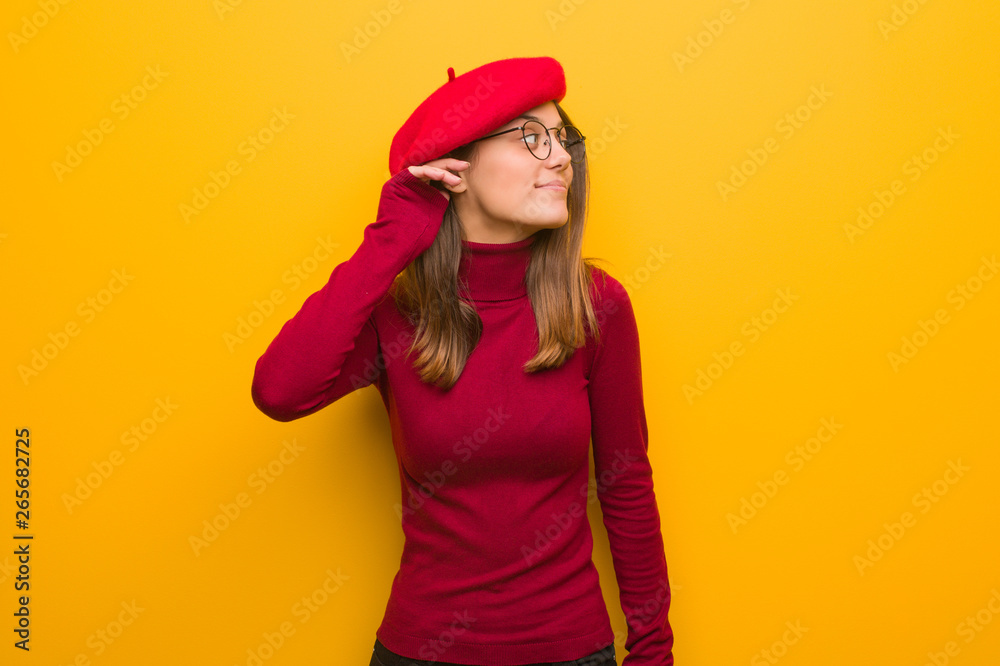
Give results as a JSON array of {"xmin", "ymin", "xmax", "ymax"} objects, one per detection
[{"xmin": 3, "ymin": 1, "xmax": 998, "ymax": 664}]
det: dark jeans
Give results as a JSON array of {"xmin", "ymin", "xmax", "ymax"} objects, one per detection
[{"xmin": 370, "ymin": 638, "xmax": 616, "ymax": 666}]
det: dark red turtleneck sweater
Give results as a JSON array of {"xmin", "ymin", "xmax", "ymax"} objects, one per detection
[{"xmin": 251, "ymin": 168, "xmax": 673, "ymax": 665}]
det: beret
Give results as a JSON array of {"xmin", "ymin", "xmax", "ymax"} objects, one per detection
[{"xmin": 389, "ymin": 56, "xmax": 567, "ymax": 176}]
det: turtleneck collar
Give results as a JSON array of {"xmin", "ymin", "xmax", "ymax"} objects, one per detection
[{"xmin": 458, "ymin": 234, "xmax": 536, "ymax": 302}]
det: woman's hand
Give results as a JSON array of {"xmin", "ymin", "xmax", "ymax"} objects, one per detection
[{"xmin": 407, "ymin": 158, "xmax": 470, "ymax": 202}]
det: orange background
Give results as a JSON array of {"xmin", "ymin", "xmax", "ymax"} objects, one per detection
[{"xmin": 3, "ymin": 1, "xmax": 999, "ymax": 664}]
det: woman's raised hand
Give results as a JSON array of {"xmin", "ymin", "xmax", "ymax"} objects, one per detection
[{"xmin": 407, "ymin": 158, "xmax": 470, "ymax": 202}]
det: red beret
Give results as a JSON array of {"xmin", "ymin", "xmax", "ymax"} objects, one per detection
[{"xmin": 389, "ymin": 56, "xmax": 567, "ymax": 176}]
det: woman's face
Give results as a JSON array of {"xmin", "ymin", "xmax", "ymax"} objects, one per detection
[{"xmin": 449, "ymin": 101, "xmax": 574, "ymax": 243}]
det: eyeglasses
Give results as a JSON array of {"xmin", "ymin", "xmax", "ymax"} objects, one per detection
[{"xmin": 474, "ymin": 120, "xmax": 586, "ymax": 163}]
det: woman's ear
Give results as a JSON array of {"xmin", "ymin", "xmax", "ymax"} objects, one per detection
[
  {"xmin": 428, "ymin": 178, "xmax": 458, "ymax": 196},
  {"xmin": 439, "ymin": 170, "xmax": 468, "ymax": 195}
]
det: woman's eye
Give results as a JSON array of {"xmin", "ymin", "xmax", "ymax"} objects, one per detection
[{"xmin": 523, "ymin": 133, "xmax": 541, "ymax": 145}]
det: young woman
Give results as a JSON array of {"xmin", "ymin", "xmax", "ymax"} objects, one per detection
[{"xmin": 251, "ymin": 57, "xmax": 673, "ymax": 666}]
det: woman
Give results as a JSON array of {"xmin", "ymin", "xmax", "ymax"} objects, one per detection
[{"xmin": 251, "ymin": 56, "xmax": 673, "ymax": 666}]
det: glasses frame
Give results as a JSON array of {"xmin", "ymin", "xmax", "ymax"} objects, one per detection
[{"xmin": 473, "ymin": 121, "xmax": 586, "ymax": 163}]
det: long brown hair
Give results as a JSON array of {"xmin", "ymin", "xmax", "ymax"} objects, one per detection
[{"xmin": 391, "ymin": 101, "xmax": 609, "ymax": 390}]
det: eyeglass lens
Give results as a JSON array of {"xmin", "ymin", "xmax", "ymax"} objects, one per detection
[{"xmin": 521, "ymin": 120, "xmax": 585, "ymax": 163}]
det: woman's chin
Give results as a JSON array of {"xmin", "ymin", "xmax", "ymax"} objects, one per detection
[
  {"xmin": 521, "ymin": 214, "xmax": 568, "ymax": 230},
  {"xmin": 536, "ymin": 207, "xmax": 570, "ymax": 228}
]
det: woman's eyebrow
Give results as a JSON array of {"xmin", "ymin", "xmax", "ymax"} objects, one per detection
[{"xmin": 511, "ymin": 114, "xmax": 565, "ymax": 129}]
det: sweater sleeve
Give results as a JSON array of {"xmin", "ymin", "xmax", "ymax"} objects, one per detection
[
  {"xmin": 251, "ymin": 168, "xmax": 450, "ymax": 422},
  {"xmin": 587, "ymin": 269, "xmax": 674, "ymax": 665}
]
